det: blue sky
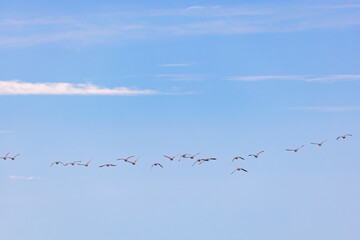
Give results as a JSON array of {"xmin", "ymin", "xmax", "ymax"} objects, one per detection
[{"xmin": 1, "ymin": 1, "xmax": 360, "ymax": 240}]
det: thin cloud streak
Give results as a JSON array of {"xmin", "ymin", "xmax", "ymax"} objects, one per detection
[
  {"xmin": 9, "ymin": 176, "xmax": 42, "ymax": 180},
  {"xmin": 227, "ymin": 75, "xmax": 360, "ymax": 82},
  {"xmin": 0, "ymin": 80, "xmax": 159, "ymax": 95},
  {"xmin": 0, "ymin": 3, "xmax": 360, "ymax": 47}
]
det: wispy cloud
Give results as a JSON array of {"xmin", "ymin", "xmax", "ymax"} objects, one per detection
[
  {"xmin": 0, "ymin": 80, "xmax": 159, "ymax": 95},
  {"xmin": 0, "ymin": 130, "xmax": 13, "ymax": 133},
  {"xmin": 160, "ymin": 63, "xmax": 195, "ymax": 67},
  {"xmin": 0, "ymin": 3, "xmax": 359, "ymax": 47},
  {"xmin": 290, "ymin": 106, "xmax": 360, "ymax": 112},
  {"xmin": 9, "ymin": 176, "xmax": 42, "ymax": 180},
  {"xmin": 227, "ymin": 74, "xmax": 360, "ymax": 82}
]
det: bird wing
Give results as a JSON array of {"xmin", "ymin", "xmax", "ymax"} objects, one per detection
[
  {"xmin": 50, "ymin": 162, "xmax": 55, "ymax": 167},
  {"xmin": 231, "ymin": 169, "xmax": 237, "ymax": 175},
  {"xmin": 158, "ymin": 164, "xmax": 163, "ymax": 168},
  {"xmin": 241, "ymin": 168, "xmax": 248, "ymax": 172}
]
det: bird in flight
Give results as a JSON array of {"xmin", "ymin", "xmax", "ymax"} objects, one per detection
[
  {"xmin": 163, "ymin": 155, "xmax": 178, "ymax": 161},
  {"xmin": 65, "ymin": 161, "xmax": 81, "ymax": 166},
  {"xmin": 198, "ymin": 158, "xmax": 217, "ymax": 165},
  {"xmin": 249, "ymin": 151, "xmax": 264, "ymax": 158},
  {"xmin": 178, "ymin": 154, "xmax": 191, "ymax": 161},
  {"xmin": 311, "ymin": 139, "xmax": 327, "ymax": 147},
  {"xmin": 336, "ymin": 134, "xmax": 352, "ymax": 140},
  {"xmin": 78, "ymin": 159, "xmax": 92, "ymax": 167},
  {"xmin": 189, "ymin": 153, "xmax": 200, "ymax": 159},
  {"xmin": 50, "ymin": 161, "xmax": 65, "ymax": 167},
  {"xmin": 151, "ymin": 163, "xmax": 163, "ymax": 169},
  {"xmin": 231, "ymin": 168, "xmax": 248, "ymax": 175},
  {"xmin": 232, "ymin": 156, "xmax": 245, "ymax": 162},
  {"xmin": 7, "ymin": 154, "xmax": 20, "ymax": 161},
  {"xmin": 117, "ymin": 156, "xmax": 135, "ymax": 162},
  {"xmin": 1, "ymin": 152, "xmax": 10, "ymax": 160},
  {"xmin": 127, "ymin": 157, "xmax": 140, "ymax": 165},
  {"xmin": 99, "ymin": 164, "xmax": 116, "ymax": 168},
  {"xmin": 286, "ymin": 145, "xmax": 304, "ymax": 152},
  {"xmin": 192, "ymin": 159, "xmax": 203, "ymax": 166}
]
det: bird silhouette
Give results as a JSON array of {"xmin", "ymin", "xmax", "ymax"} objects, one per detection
[
  {"xmin": 78, "ymin": 159, "xmax": 92, "ymax": 167},
  {"xmin": 127, "ymin": 157, "xmax": 140, "ymax": 165},
  {"xmin": 232, "ymin": 156, "xmax": 245, "ymax": 162},
  {"xmin": 178, "ymin": 154, "xmax": 191, "ymax": 161},
  {"xmin": 1, "ymin": 152, "xmax": 10, "ymax": 160},
  {"xmin": 189, "ymin": 153, "xmax": 200, "ymax": 159},
  {"xmin": 163, "ymin": 155, "xmax": 178, "ymax": 161},
  {"xmin": 198, "ymin": 158, "xmax": 217, "ymax": 165},
  {"xmin": 249, "ymin": 151, "xmax": 264, "ymax": 158},
  {"xmin": 117, "ymin": 156, "xmax": 135, "ymax": 162},
  {"xmin": 50, "ymin": 161, "xmax": 65, "ymax": 167},
  {"xmin": 336, "ymin": 134, "xmax": 352, "ymax": 140},
  {"xmin": 286, "ymin": 145, "xmax": 304, "ymax": 152},
  {"xmin": 151, "ymin": 163, "xmax": 163, "ymax": 169},
  {"xmin": 7, "ymin": 154, "xmax": 20, "ymax": 160},
  {"xmin": 65, "ymin": 161, "xmax": 81, "ymax": 166},
  {"xmin": 99, "ymin": 164, "xmax": 116, "ymax": 168},
  {"xmin": 311, "ymin": 139, "xmax": 327, "ymax": 147},
  {"xmin": 231, "ymin": 168, "xmax": 248, "ymax": 175}
]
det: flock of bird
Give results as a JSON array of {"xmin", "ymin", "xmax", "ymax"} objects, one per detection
[{"xmin": 2, "ymin": 134, "xmax": 352, "ymax": 175}]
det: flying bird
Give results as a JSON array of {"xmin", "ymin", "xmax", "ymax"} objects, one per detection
[
  {"xmin": 178, "ymin": 154, "xmax": 191, "ymax": 161},
  {"xmin": 311, "ymin": 139, "xmax": 327, "ymax": 147},
  {"xmin": 65, "ymin": 161, "xmax": 81, "ymax": 166},
  {"xmin": 286, "ymin": 145, "xmax": 304, "ymax": 152},
  {"xmin": 1, "ymin": 152, "xmax": 10, "ymax": 160},
  {"xmin": 232, "ymin": 156, "xmax": 245, "ymax": 162},
  {"xmin": 151, "ymin": 163, "xmax": 163, "ymax": 169},
  {"xmin": 192, "ymin": 159, "xmax": 203, "ymax": 166},
  {"xmin": 249, "ymin": 151, "xmax": 264, "ymax": 158},
  {"xmin": 189, "ymin": 153, "xmax": 200, "ymax": 159},
  {"xmin": 127, "ymin": 157, "xmax": 140, "ymax": 165},
  {"xmin": 231, "ymin": 168, "xmax": 248, "ymax": 175},
  {"xmin": 78, "ymin": 159, "xmax": 92, "ymax": 167},
  {"xmin": 117, "ymin": 156, "xmax": 135, "ymax": 162},
  {"xmin": 50, "ymin": 161, "xmax": 65, "ymax": 167},
  {"xmin": 99, "ymin": 164, "xmax": 116, "ymax": 168},
  {"xmin": 336, "ymin": 134, "xmax": 352, "ymax": 140},
  {"xmin": 163, "ymin": 155, "xmax": 178, "ymax": 161},
  {"xmin": 7, "ymin": 154, "xmax": 20, "ymax": 160},
  {"xmin": 198, "ymin": 158, "xmax": 217, "ymax": 165}
]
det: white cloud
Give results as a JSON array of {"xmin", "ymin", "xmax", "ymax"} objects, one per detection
[
  {"xmin": 0, "ymin": 80, "xmax": 158, "ymax": 95},
  {"xmin": 227, "ymin": 74, "xmax": 360, "ymax": 82},
  {"xmin": 9, "ymin": 176, "xmax": 42, "ymax": 180},
  {"xmin": 290, "ymin": 106, "xmax": 360, "ymax": 112},
  {"xmin": 155, "ymin": 74, "xmax": 206, "ymax": 81}
]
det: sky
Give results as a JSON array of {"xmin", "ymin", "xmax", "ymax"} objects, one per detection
[{"xmin": 1, "ymin": 0, "xmax": 360, "ymax": 239}]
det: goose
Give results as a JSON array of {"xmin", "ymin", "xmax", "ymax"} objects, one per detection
[
  {"xmin": 198, "ymin": 158, "xmax": 217, "ymax": 165},
  {"xmin": 128, "ymin": 157, "xmax": 140, "ymax": 165},
  {"xmin": 178, "ymin": 154, "xmax": 191, "ymax": 161},
  {"xmin": 336, "ymin": 134, "xmax": 352, "ymax": 140},
  {"xmin": 99, "ymin": 164, "xmax": 116, "ymax": 168},
  {"xmin": 311, "ymin": 139, "xmax": 327, "ymax": 146},
  {"xmin": 78, "ymin": 159, "xmax": 92, "ymax": 167},
  {"xmin": 189, "ymin": 153, "xmax": 200, "ymax": 159},
  {"xmin": 286, "ymin": 145, "xmax": 304, "ymax": 152},
  {"xmin": 8, "ymin": 154, "xmax": 20, "ymax": 160},
  {"xmin": 65, "ymin": 161, "xmax": 81, "ymax": 166},
  {"xmin": 117, "ymin": 156, "xmax": 135, "ymax": 162},
  {"xmin": 1, "ymin": 152, "xmax": 10, "ymax": 160},
  {"xmin": 232, "ymin": 156, "xmax": 245, "ymax": 162},
  {"xmin": 231, "ymin": 168, "xmax": 248, "ymax": 175},
  {"xmin": 50, "ymin": 161, "xmax": 65, "ymax": 167},
  {"xmin": 151, "ymin": 163, "xmax": 163, "ymax": 169},
  {"xmin": 249, "ymin": 151, "xmax": 264, "ymax": 158},
  {"xmin": 163, "ymin": 155, "xmax": 178, "ymax": 161}
]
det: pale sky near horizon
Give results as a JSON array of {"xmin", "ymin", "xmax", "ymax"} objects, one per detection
[{"xmin": 1, "ymin": 1, "xmax": 360, "ymax": 240}]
